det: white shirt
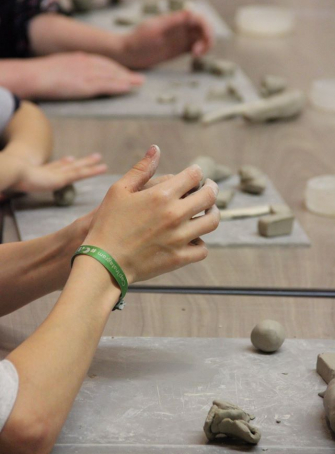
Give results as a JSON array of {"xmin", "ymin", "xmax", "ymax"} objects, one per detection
[{"xmin": 0, "ymin": 360, "xmax": 19, "ymax": 432}]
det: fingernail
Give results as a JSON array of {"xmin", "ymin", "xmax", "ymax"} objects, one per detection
[
  {"xmin": 92, "ymin": 153, "xmax": 102, "ymax": 158},
  {"xmin": 146, "ymin": 144, "xmax": 160, "ymax": 158}
]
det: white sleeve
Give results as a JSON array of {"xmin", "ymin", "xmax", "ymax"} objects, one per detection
[
  {"xmin": 0, "ymin": 360, "xmax": 19, "ymax": 433},
  {"xmin": 0, "ymin": 87, "xmax": 19, "ymax": 136}
]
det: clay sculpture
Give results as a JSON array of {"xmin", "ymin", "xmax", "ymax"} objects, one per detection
[
  {"xmin": 53, "ymin": 184, "xmax": 76, "ymax": 207},
  {"xmin": 261, "ymin": 75, "xmax": 287, "ymax": 97},
  {"xmin": 202, "ymin": 90, "xmax": 305, "ymax": 125},
  {"xmin": 251, "ymin": 320, "xmax": 286, "ymax": 353},
  {"xmin": 204, "ymin": 400, "xmax": 261, "ymax": 444},
  {"xmin": 190, "ymin": 156, "xmax": 232, "ymax": 183}
]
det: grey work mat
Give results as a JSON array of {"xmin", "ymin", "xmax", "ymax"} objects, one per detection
[
  {"xmin": 1, "ymin": 337, "xmax": 332, "ymax": 453},
  {"xmin": 40, "ymin": 66, "xmax": 259, "ymax": 118},
  {"xmin": 204, "ymin": 175, "xmax": 310, "ymax": 247},
  {"xmin": 13, "ymin": 175, "xmax": 310, "ymax": 247},
  {"xmin": 75, "ymin": 0, "xmax": 232, "ymax": 39}
]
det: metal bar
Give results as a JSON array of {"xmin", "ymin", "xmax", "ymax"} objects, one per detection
[{"xmin": 128, "ymin": 285, "xmax": 335, "ymax": 299}]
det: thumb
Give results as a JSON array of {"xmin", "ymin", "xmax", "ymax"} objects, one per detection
[{"xmin": 120, "ymin": 145, "xmax": 161, "ymax": 192}]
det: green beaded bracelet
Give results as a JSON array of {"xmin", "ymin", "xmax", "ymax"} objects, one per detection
[{"xmin": 71, "ymin": 245, "xmax": 128, "ymax": 311}]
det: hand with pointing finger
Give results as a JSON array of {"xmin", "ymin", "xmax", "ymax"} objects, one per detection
[{"xmin": 84, "ymin": 144, "xmax": 220, "ymax": 284}]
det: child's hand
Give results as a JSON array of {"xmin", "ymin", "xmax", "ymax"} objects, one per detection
[{"xmin": 10, "ymin": 153, "xmax": 107, "ymax": 193}]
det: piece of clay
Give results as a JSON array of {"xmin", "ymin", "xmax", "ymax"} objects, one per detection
[
  {"xmin": 207, "ymin": 86, "xmax": 229, "ymax": 102},
  {"xmin": 239, "ymin": 165, "xmax": 263, "ymax": 182},
  {"xmin": 53, "ymin": 184, "xmax": 76, "ymax": 207},
  {"xmin": 317, "ymin": 353, "xmax": 335, "ymax": 384},
  {"xmin": 323, "ymin": 378, "xmax": 335, "ymax": 432},
  {"xmin": 210, "ymin": 59, "xmax": 236, "ymax": 77},
  {"xmin": 239, "ymin": 165, "xmax": 267, "ymax": 195},
  {"xmin": 192, "ymin": 56, "xmax": 236, "ymax": 77},
  {"xmin": 202, "ymin": 90, "xmax": 305, "ymax": 125},
  {"xmin": 192, "ymin": 56, "xmax": 213, "ymax": 72},
  {"xmin": 216, "ymin": 189, "xmax": 235, "ymax": 208},
  {"xmin": 261, "ymin": 75, "xmax": 287, "ymax": 97},
  {"xmin": 142, "ymin": 0, "xmax": 161, "ymax": 15},
  {"xmin": 251, "ymin": 320, "xmax": 286, "ymax": 353},
  {"xmin": 204, "ymin": 400, "xmax": 261, "ymax": 445},
  {"xmin": 190, "ymin": 156, "xmax": 232, "ymax": 183},
  {"xmin": 227, "ymin": 83, "xmax": 243, "ymax": 102},
  {"xmin": 270, "ymin": 204, "xmax": 293, "ymax": 216},
  {"xmin": 182, "ymin": 103, "xmax": 202, "ymax": 122},
  {"xmin": 220, "ymin": 205, "xmax": 270, "ymax": 221},
  {"xmin": 157, "ymin": 93, "xmax": 177, "ymax": 104},
  {"xmin": 241, "ymin": 176, "xmax": 267, "ymax": 195},
  {"xmin": 168, "ymin": 0, "xmax": 186, "ymax": 11},
  {"xmin": 115, "ymin": 13, "xmax": 141, "ymax": 26},
  {"xmin": 258, "ymin": 213, "xmax": 294, "ymax": 237}
]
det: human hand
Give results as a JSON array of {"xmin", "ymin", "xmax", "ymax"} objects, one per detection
[
  {"xmin": 34, "ymin": 52, "xmax": 144, "ymax": 100},
  {"xmin": 122, "ymin": 10, "xmax": 214, "ymax": 69},
  {"xmin": 10, "ymin": 153, "xmax": 107, "ymax": 193},
  {"xmin": 84, "ymin": 145, "xmax": 220, "ymax": 284}
]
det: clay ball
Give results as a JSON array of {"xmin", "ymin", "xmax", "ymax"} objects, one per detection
[
  {"xmin": 251, "ymin": 320, "xmax": 286, "ymax": 353},
  {"xmin": 53, "ymin": 184, "xmax": 76, "ymax": 207}
]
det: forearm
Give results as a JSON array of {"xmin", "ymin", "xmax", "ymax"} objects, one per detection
[
  {"xmin": 29, "ymin": 14, "xmax": 126, "ymax": 62},
  {"xmin": 0, "ymin": 60, "xmax": 44, "ymax": 99},
  {"xmin": 0, "ymin": 154, "xmax": 26, "ymax": 192},
  {"xmin": 1, "ymin": 257, "xmax": 119, "ymax": 454},
  {"xmin": 0, "ymin": 219, "xmax": 89, "ymax": 316},
  {"xmin": 3, "ymin": 101, "xmax": 53, "ymax": 166}
]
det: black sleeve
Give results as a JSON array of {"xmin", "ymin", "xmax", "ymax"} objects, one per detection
[{"xmin": 0, "ymin": 0, "xmax": 61, "ymax": 59}]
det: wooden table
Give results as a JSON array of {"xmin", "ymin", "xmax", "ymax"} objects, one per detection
[{"xmin": 2, "ymin": 0, "xmax": 335, "ymax": 342}]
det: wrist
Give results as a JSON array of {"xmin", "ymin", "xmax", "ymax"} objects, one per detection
[{"xmin": 69, "ymin": 254, "xmax": 121, "ymax": 313}]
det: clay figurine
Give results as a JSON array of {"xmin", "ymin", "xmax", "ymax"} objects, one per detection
[
  {"xmin": 251, "ymin": 320, "xmax": 286, "ymax": 353},
  {"xmin": 202, "ymin": 90, "xmax": 305, "ymax": 125},
  {"xmin": 204, "ymin": 400, "xmax": 261, "ymax": 444},
  {"xmin": 53, "ymin": 184, "xmax": 76, "ymax": 207}
]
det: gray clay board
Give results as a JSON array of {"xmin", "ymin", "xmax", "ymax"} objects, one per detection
[
  {"xmin": 13, "ymin": 174, "xmax": 310, "ymax": 247},
  {"xmin": 75, "ymin": 0, "xmax": 232, "ymax": 38},
  {"xmin": 1, "ymin": 337, "xmax": 333, "ymax": 453},
  {"xmin": 40, "ymin": 65, "xmax": 258, "ymax": 118}
]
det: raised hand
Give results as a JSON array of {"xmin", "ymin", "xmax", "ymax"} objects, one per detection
[{"xmin": 84, "ymin": 145, "xmax": 220, "ymax": 284}]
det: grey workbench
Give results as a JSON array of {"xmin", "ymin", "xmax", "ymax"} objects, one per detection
[{"xmin": 3, "ymin": 337, "xmax": 330, "ymax": 453}]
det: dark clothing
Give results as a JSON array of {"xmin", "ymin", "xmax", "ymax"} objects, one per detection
[{"xmin": 0, "ymin": 0, "xmax": 60, "ymax": 58}]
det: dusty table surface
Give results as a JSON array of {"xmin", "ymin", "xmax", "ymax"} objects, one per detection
[{"xmin": 1, "ymin": 337, "xmax": 333, "ymax": 453}]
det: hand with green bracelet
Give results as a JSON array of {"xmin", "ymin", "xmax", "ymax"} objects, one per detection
[{"xmin": 83, "ymin": 144, "xmax": 220, "ymax": 286}]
